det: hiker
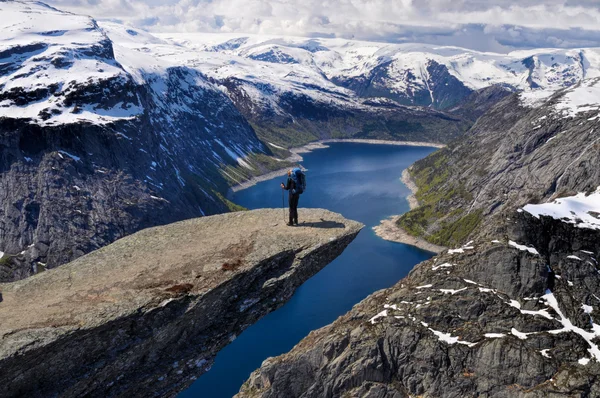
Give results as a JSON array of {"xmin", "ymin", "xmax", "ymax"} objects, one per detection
[{"xmin": 281, "ymin": 168, "xmax": 305, "ymax": 226}]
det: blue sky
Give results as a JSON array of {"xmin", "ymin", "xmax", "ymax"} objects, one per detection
[{"xmin": 45, "ymin": 0, "xmax": 600, "ymax": 52}]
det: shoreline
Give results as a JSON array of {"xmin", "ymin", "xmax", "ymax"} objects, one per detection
[
  {"xmin": 229, "ymin": 139, "xmax": 444, "ymax": 193},
  {"xmin": 372, "ymin": 215, "xmax": 446, "ymax": 254},
  {"xmin": 372, "ymin": 168, "xmax": 447, "ymax": 254},
  {"xmin": 400, "ymin": 168, "xmax": 419, "ymax": 210}
]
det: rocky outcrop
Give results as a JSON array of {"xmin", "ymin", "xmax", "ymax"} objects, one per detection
[
  {"xmin": 217, "ymin": 75, "xmax": 472, "ymax": 148},
  {"xmin": 237, "ymin": 211, "xmax": 600, "ymax": 398},
  {"xmin": 0, "ymin": 208, "xmax": 363, "ymax": 398}
]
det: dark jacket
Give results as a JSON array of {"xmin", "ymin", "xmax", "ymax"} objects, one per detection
[{"xmin": 283, "ymin": 177, "xmax": 297, "ymax": 195}]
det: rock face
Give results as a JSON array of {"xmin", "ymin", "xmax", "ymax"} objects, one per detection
[
  {"xmin": 0, "ymin": 2, "xmax": 477, "ymax": 283},
  {"xmin": 237, "ymin": 205, "xmax": 600, "ymax": 398},
  {"xmin": 396, "ymin": 79, "xmax": 600, "ymax": 248},
  {"xmin": 0, "ymin": 208, "xmax": 363, "ymax": 398}
]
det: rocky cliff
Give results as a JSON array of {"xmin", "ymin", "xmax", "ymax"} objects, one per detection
[
  {"xmin": 1, "ymin": 2, "xmax": 592, "ymax": 282},
  {"xmin": 396, "ymin": 78, "xmax": 600, "ymax": 248},
  {"xmin": 238, "ymin": 212, "xmax": 600, "ymax": 398},
  {"xmin": 236, "ymin": 81, "xmax": 600, "ymax": 397},
  {"xmin": 0, "ymin": 208, "xmax": 363, "ymax": 398},
  {"xmin": 0, "ymin": 2, "xmax": 271, "ymax": 281},
  {"xmin": 0, "ymin": 2, "xmax": 481, "ymax": 283}
]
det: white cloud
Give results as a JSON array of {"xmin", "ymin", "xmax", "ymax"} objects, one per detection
[{"xmin": 44, "ymin": 0, "xmax": 600, "ymax": 51}]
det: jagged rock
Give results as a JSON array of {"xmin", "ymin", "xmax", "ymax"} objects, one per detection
[
  {"xmin": 394, "ymin": 82, "xmax": 600, "ymax": 249},
  {"xmin": 237, "ymin": 213, "xmax": 600, "ymax": 398},
  {"xmin": 0, "ymin": 208, "xmax": 363, "ymax": 398}
]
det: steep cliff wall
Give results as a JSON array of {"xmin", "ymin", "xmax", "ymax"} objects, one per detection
[{"xmin": 0, "ymin": 208, "xmax": 363, "ymax": 397}]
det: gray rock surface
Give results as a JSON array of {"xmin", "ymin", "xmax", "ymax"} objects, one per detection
[
  {"xmin": 0, "ymin": 1, "xmax": 483, "ymax": 283},
  {"xmin": 0, "ymin": 208, "xmax": 363, "ymax": 398},
  {"xmin": 395, "ymin": 79, "xmax": 600, "ymax": 248},
  {"xmin": 237, "ymin": 213, "xmax": 600, "ymax": 398}
]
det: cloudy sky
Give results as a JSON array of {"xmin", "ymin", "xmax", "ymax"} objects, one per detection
[{"xmin": 45, "ymin": 0, "xmax": 600, "ymax": 52}]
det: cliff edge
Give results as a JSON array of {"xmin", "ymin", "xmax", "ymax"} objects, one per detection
[{"xmin": 0, "ymin": 208, "xmax": 363, "ymax": 397}]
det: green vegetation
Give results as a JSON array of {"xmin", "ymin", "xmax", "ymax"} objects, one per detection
[
  {"xmin": 0, "ymin": 254, "xmax": 11, "ymax": 267},
  {"xmin": 396, "ymin": 148, "xmax": 481, "ymax": 247},
  {"xmin": 248, "ymin": 153, "xmax": 294, "ymax": 174},
  {"xmin": 429, "ymin": 210, "xmax": 483, "ymax": 247},
  {"xmin": 248, "ymin": 108, "xmax": 471, "ymax": 149},
  {"xmin": 214, "ymin": 192, "xmax": 247, "ymax": 212},
  {"xmin": 250, "ymin": 121, "xmax": 319, "ymax": 148}
]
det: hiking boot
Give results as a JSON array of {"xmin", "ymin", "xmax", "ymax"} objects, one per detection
[{"xmin": 286, "ymin": 222, "xmax": 295, "ymax": 226}]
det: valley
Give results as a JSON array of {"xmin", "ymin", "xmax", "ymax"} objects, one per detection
[{"xmin": 1, "ymin": 1, "xmax": 600, "ymax": 397}]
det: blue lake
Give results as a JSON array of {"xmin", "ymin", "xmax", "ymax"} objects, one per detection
[{"xmin": 180, "ymin": 142, "xmax": 437, "ymax": 398}]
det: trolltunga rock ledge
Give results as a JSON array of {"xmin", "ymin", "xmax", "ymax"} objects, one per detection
[{"xmin": 0, "ymin": 208, "xmax": 363, "ymax": 398}]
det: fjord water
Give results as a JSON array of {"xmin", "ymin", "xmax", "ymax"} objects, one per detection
[{"xmin": 181, "ymin": 142, "xmax": 436, "ymax": 397}]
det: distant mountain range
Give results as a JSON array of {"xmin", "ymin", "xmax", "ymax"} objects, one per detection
[{"xmin": 160, "ymin": 32, "xmax": 599, "ymax": 109}]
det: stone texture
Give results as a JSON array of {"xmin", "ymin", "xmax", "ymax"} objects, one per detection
[
  {"xmin": 395, "ymin": 88, "xmax": 600, "ymax": 248},
  {"xmin": 0, "ymin": 208, "xmax": 363, "ymax": 398},
  {"xmin": 237, "ymin": 213, "xmax": 600, "ymax": 398}
]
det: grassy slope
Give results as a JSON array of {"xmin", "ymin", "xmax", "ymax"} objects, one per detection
[{"xmin": 396, "ymin": 148, "xmax": 482, "ymax": 247}]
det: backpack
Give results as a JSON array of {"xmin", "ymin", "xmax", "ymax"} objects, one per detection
[{"xmin": 291, "ymin": 167, "xmax": 306, "ymax": 194}]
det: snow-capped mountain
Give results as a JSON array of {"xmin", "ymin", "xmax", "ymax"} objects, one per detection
[
  {"xmin": 156, "ymin": 33, "xmax": 600, "ymax": 110},
  {"xmin": 100, "ymin": 28, "xmax": 474, "ymax": 147},
  {"xmin": 125, "ymin": 32, "xmax": 600, "ymax": 145},
  {"xmin": 0, "ymin": 1, "xmax": 268, "ymax": 280},
  {"xmin": 0, "ymin": 1, "xmax": 140, "ymax": 125}
]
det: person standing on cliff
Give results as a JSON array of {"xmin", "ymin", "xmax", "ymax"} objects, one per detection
[{"xmin": 281, "ymin": 169, "xmax": 302, "ymax": 226}]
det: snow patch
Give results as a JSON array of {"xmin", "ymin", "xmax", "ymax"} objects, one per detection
[
  {"xmin": 369, "ymin": 310, "xmax": 388, "ymax": 324},
  {"xmin": 544, "ymin": 290, "xmax": 600, "ymax": 362},
  {"xmin": 508, "ymin": 240, "xmax": 540, "ymax": 255},
  {"xmin": 267, "ymin": 142, "xmax": 285, "ymax": 150},
  {"xmin": 523, "ymin": 187, "xmax": 600, "ymax": 231},
  {"xmin": 428, "ymin": 328, "xmax": 477, "ymax": 347},
  {"xmin": 439, "ymin": 287, "xmax": 468, "ymax": 295},
  {"xmin": 511, "ymin": 328, "xmax": 529, "ymax": 340},
  {"xmin": 579, "ymin": 357, "xmax": 591, "ymax": 365},
  {"xmin": 432, "ymin": 262, "xmax": 453, "ymax": 271},
  {"xmin": 540, "ymin": 349, "xmax": 552, "ymax": 358},
  {"xmin": 484, "ymin": 333, "xmax": 506, "ymax": 338}
]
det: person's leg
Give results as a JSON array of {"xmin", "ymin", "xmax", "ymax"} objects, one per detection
[
  {"xmin": 288, "ymin": 193, "xmax": 294, "ymax": 225},
  {"xmin": 291, "ymin": 194, "xmax": 299, "ymax": 224}
]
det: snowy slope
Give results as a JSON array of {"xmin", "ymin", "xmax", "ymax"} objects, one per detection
[
  {"xmin": 0, "ymin": 1, "xmax": 141, "ymax": 125},
  {"xmin": 3, "ymin": 2, "xmax": 599, "ymax": 129},
  {"xmin": 523, "ymin": 186, "xmax": 600, "ymax": 230},
  {"xmin": 0, "ymin": 2, "xmax": 270, "ymax": 281},
  {"xmin": 520, "ymin": 77, "xmax": 600, "ymax": 118},
  {"xmin": 156, "ymin": 33, "xmax": 600, "ymax": 110},
  {"xmin": 0, "ymin": 2, "xmax": 265, "ymax": 171}
]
